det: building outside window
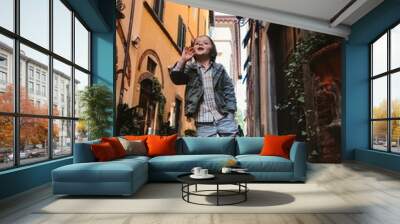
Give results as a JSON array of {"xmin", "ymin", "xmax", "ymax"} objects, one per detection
[
  {"xmin": 36, "ymin": 83, "xmax": 40, "ymax": 95},
  {"xmin": 28, "ymin": 67, "xmax": 34, "ymax": 80},
  {"xmin": 41, "ymin": 85, "xmax": 46, "ymax": 97},
  {"xmin": 0, "ymin": 0, "xmax": 91, "ymax": 170},
  {"xmin": 0, "ymin": 54, "xmax": 7, "ymax": 67},
  {"xmin": 41, "ymin": 73, "xmax": 46, "ymax": 83},
  {"xmin": 370, "ymin": 22, "xmax": 400, "ymax": 154},
  {"xmin": 28, "ymin": 81, "xmax": 34, "ymax": 94},
  {"xmin": 0, "ymin": 71, "xmax": 6, "ymax": 84},
  {"xmin": 0, "ymin": 54, "xmax": 7, "ymax": 88},
  {"xmin": 35, "ymin": 69, "xmax": 41, "ymax": 81}
]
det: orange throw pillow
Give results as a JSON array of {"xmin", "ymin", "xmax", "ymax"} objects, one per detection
[
  {"xmin": 91, "ymin": 142, "xmax": 117, "ymax": 161},
  {"xmin": 259, "ymin": 135, "xmax": 296, "ymax": 159},
  {"xmin": 101, "ymin": 137, "xmax": 127, "ymax": 158},
  {"xmin": 146, "ymin": 134, "xmax": 178, "ymax": 157},
  {"xmin": 124, "ymin": 135, "xmax": 148, "ymax": 141}
]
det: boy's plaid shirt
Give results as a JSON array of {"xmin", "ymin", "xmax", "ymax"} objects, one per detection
[{"xmin": 196, "ymin": 62, "xmax": 224, "ymax": 122}]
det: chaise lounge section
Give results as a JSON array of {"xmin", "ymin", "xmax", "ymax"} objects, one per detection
[{"xmin": 52, "ymin": 137, "xmax": 307, "ymax": 196}]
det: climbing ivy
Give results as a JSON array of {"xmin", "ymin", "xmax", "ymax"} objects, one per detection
[
  {"xmin": 150, "ymin": 76, "xmax": 166, "ymax": 119},
  {"xmin": 275, "ymin": 33, "xmax": 336, "ymax": 140}
]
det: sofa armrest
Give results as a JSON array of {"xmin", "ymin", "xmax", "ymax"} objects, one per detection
[
  {"xmin": 73, "ymin": 140, "xmax": 100, "ymax": 163},
  {"xmin": 289, "ymin": 141, "xmax": 307, "ymax": 181}
]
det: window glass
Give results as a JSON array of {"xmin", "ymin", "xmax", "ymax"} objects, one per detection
[
  {"xmin": 0, "ymin": 116, "xmax": 14, "ymax": 170},
  {"xmin": 372, "ymin": 121, "xmax": 388, "ymax": 151},
  {"xmin": 20, "ymin": 44, "xmax": 49, "ymax": 115},
  {"xmin": 372, "ymin": 33, "xmax": 387, "ymax": 76},
  {"xmin": 372, "ymin": 76, "xmax": 387, "ymax": 119},
  {"xmin": 391, "ymin": 24, "xmax": 400, "ymax": 70},
  {"xmin": 74, "ymin": 18, "xmax": 89, "ymax": 70},
  {"xmin": 53, "ymin": 59, "xmax": 72, "ymax": 117},
  {"xmin": 0, "ymin": 35, "xmax": 14, "ymax": 112},
  {"xmin": 391, "ymin": 120, "xmax": 400, "ymax": 153},
  {"xmin": 391, "ymin": 72, "xmax": 400, "ymax": 118},
  {"xmin": 74, "ymin": 69, "xmax": 89, "ymax": 118},
  {"xmin": 75, "ymin": 120, "xmax": 88, "ymax": 143},
  {"xmin": 371, "ymin": 26, "xmax": 400, "ymax": 154},
  {"xmin": 0, "ymin": 0, "xmax": 14, "ymax": 31},
  {"xmin": 20, "ymin": 0, "xmax": 49, "ymax": 49},
  {"xmin": 53, "ymin": 0, "xmax": 72, "ymax": 60},
  {"xmin": 20, "ymin": 117, "xmax": 49, "ymax": 165},
  {"xmin": 0, "ymin": 0, "xmax": 91, "ymax": 169},
  {"xmin": 53, "ymin": 119, "xmax": 72, "ymax": 157}
]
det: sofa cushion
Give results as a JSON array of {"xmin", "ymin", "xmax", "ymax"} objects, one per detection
[
  {"xmin": 148, "ymin": 154, "xmax": 235, "ymax": 172},
  {"xmin": 118, "ymin": 137, "xmax": 147, "ymax": 156},
  {"xmin": 178, "ymin": 137, "xmax": 235, "ymax": 155},
  {"xmin": 53, "ymin": 157, "xmax": 148, "ymax": 183},
  {"xmin": 124, "ymin": 135, "xmax": 148, "ymax": 141},
  {"xmin": 236, "ymin": 137, "xmax": 264, "ymax": 155},
  {"xmin": 115, "ymin": 155, "xmax": 150, "ymax": 163},
  {"xmin": 236, "ymin": 155, "xmax": 293, "ymax": 172},
  {"xmin": 91, "ymin": 142, "xmax": 118, "ymax": 161},
  {"xmin": 260, "ymin": 135, "xmax": 296, "ymax": 159},
  {"xmin": 147, "ymin": 134, "xmax": 178, "ymax": 157},
  {"xmin": 101, "ymin": 137, "xmax": 127, "ymax": 158}
]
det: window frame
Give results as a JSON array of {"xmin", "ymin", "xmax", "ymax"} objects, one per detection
[
  {"xmin": 153, "ymin": 0, "xmax": 165, "ymax": 22},
  {"xmin": 370, "ymin": 20, "xmax": 400, "ymax": 154},
  {"xmin": 0, "ymin": 0, "xmax": 92, "ymax": 171},
  {"xmin": 177, "ymin": 16, "xmax": 186, "ymax": 51}
]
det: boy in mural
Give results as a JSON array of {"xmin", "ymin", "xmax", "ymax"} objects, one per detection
[{"xmin": 170, "ymin": 35, "xmax": 238, "ymax": 137}]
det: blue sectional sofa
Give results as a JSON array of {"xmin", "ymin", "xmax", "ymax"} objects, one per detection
[{"xmin": 52, "ymin": 137, "xmax": 307, "ymax": 196}]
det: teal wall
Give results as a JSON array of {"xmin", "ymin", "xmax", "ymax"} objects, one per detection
[
  {"xmin": 0, "ymin": 158, "xmax": 72, "ymax": 199},
  {"xmin": 0, "ymin": 0, "xmax": 116, "ymax": 200},
  {"xmin": 91, "ymin": 0, "xmax": 116, "ymax": 136},
  {"xmin": 343, "ymin": 0, "xmax": 400, "ymax": 171}
]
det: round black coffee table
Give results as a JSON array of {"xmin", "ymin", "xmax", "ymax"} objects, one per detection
[{"xmin": 177, "ymin": 173, "xmax": 255, "ymax": 206}]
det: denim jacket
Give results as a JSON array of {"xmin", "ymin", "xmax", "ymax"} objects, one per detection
[{"xmin": 169, "ymin": 61, "xmax": 237, "ymax": 118}]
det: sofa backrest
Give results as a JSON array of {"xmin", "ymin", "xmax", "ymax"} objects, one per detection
[
  {"xmin": 235, "ymin": 137, "xmax": 264, "ymax": 155},
  {"xmin": 73, "ymin": 139, "xmax": 100, "ymax": 163},
  {"xmin": 73, "ymin": 137, "xmax": 265, "ymax": 162},
  {"xmin": 177, "ymin": 137, "xmax": 236, "ymax": 155}
]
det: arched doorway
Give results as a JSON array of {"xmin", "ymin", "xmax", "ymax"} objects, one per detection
[{"xmin": 138, "ymin": 78, "xmax": 157, "ymax": 134}]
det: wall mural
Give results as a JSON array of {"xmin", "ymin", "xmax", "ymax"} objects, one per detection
[{"xmin": 114, "ymin": 0, "xmax": 342, "ymax": 162}]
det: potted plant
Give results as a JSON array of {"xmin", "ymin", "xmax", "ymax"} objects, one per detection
[{"xmin": 79, "ymin": 84, "xmax": 113, "ymax": 140}]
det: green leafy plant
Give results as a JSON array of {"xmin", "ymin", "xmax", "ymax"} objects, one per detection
[
  {"xmin": 116, "ymin": 77, "xmax": 166, "ymax": 136},
  {"xmin": 275, "ymin": 33, "xmax": 336, "ymax": 140},
  {"xmin": 150, "ymin": 77, "xmax": 166, "ymax": 118},
  {"xmin": 117, "ymin": 104, "xmax": 145, "ymax": 135},
  {"xmin": 79, "ymin": 84, "xmax": 113, "ymax": 140},
  {"xmin": 116, "ymin": 103, "xmax": 135, "ymax": 135}
]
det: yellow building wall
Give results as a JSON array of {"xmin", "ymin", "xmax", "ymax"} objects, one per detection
[{"xmin": 116, "ymin": 0, "xmax": 210, "ymax": 135}]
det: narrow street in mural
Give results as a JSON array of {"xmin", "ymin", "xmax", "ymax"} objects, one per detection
[{"xmin": 114, "ymin": 0, "xmax": 343, "ymax": 162}]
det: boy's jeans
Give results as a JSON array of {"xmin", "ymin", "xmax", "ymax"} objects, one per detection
[{"xmin": 196, "ymin": 113, "xmax": 238, "ymax": 137}]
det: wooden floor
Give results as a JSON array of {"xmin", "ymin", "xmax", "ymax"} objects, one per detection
[{"xmin": 1, "ymin": 162, "xmax": 400, "ymax": 224}]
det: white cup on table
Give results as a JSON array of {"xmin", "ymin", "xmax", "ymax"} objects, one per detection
[
  {"xmin": 221, "ymin": 167, "xmax": 232, "ymax": 174},
  {"xmin": 191, "ymin": 167, "xmax": 202, "ymax": 176},
  {"xmin": 200, "ymin": 169, "xmax": 208, "ymax": 176}
]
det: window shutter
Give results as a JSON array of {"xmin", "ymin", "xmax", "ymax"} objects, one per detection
[
  {"xmin": 177, "ymin": 16, "xmax": 183, "ymax": 50},
  {"xmin": 183, "ymin": 24, "xmax": 186, "ymax": 49}
]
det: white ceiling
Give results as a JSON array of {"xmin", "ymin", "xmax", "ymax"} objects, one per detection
[
  {"xmin": 170, "ymin": 0, "xmax": 384, "ymax": 38},
  {"xmin": 225, "ymin": 0, "xmax": 352, "ymax": 22}
]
